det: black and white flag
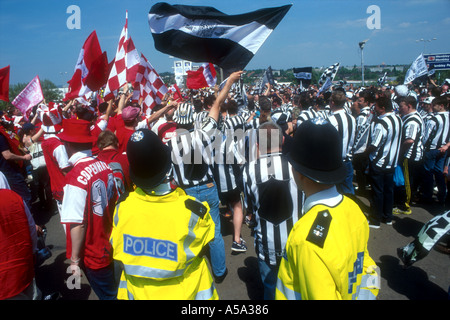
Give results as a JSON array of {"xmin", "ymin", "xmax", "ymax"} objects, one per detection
[
  {"xmin": 319, "ymin": 63, "xmax": 340, "ymax": 84},
  {"xmin": 293, "ymin": 67, "xmax": 312, "ymax": 86},
  {"xmin": 253, "ymin": 66, "xmax": 275, "ymax": 95},
  {"xmin": 262, "ymin": 66, "xmax": 275, "ymax": 87},
  {"xmin": 317, "ymin": 77, "xmax": 332, "ymax": 96},
  {"xmin": 148, "ymin": 3, "xmax": 292, "ymax": 72},
  {"xmin": 234, "ymin": 78, "xmax": 248, "ymax": 109},
  {"xmin": 377, "ymin": 72, "xmax": 387, "ymax": 86},
  {"xmin": 404, "ymin": 54, "xmax": 428, "ymax": 84},
  {"xmin": 397, "ymin": 210, "xmax": 450, "ymax": 268}
]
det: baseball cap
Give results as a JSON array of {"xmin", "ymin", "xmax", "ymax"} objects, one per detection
[
  {"xmin": 21, "ymin": 122, "xmax": 36, "ymax": 134},
  {"xmin": 287, "ymin": 118, "xmax": 346, "ymax": 185},
  {"xmin": 423, "ymin": 96, "xmax": 435, "ymax": 104},
  {"xmin": 122, "ymin": 106, "xmax": 141, "ymax": 122}
]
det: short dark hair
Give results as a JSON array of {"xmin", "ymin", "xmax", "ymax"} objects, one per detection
[
  {"xmin": 226, "ymin": 100, "xmax": 239, "ymax": 115},
  {"xmin": 375, "ymin": 96, "xmax": 393, "ymax": 112},
  {"xmin": 192, "ymin": 99, "xmax": 203, "ymax": 113},
  {"xmin": 259, "ymin": 96, "xmax": 272, "ymax": 111},
  {"xmin": 359, "ymin": 89, "xmax": 376, "ymax": 104},
  {"xmin": 398, "ymin": 96, "xmax": 417, "ymax": 109},
  {"xmin": 75, "ymin": 105, "xmax": 96, "ymax": 122},
  {"xmin": 331, "ymin": 90, "xmax": 346, "ymax": 108},
  {"xmin": 204, "ymin": 95, "xmax": 216, "ymax": 108},
  {"xmin": 272, "ymin": 96, "xmax": 282, "ymax": 106},
  {"xmin": 292, "ymin": 94, "xmax": 301, "ymax": 106},
  {"xmin": 432, "ymin": 96, "xmax": 448, "ymax": 109},
  {"xmin": 98, "ymin": 102, "xmax": 108, "ymax": 114}
]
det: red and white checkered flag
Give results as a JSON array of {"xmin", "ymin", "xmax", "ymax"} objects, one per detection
[
  {"xmin": 133, "ymin": 54, "xmax": 168, "ymax": 115},
  {"xmin": 104, "ymin": 11, "xmax": 140, "ymax": 101}
]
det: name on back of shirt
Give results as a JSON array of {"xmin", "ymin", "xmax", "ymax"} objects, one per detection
[{"xmin": 77, "ymin": 161, "xmax": 110, "ymax": 185}]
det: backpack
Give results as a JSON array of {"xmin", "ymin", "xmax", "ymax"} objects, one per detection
[{"xmin": 108, "ymin": 161, "xmax": 126, "ymax": 196}]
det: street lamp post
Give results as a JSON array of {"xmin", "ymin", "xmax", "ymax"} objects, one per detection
[
  {"xmin": 416, "ymin": 38, "xmax": 437, "ymax": 53},
  {"xmin": 359, "ymin": 39, "xmax": 369, "ymax": 87}
]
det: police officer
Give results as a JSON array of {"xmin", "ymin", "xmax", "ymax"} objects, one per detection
[
  {"xmin": 110, "ymin": 129, "xmax": 218, "ymax": 300},
  {"xmin": 275, "ymin": 118, "xmax": 380, "ymax": 300}
]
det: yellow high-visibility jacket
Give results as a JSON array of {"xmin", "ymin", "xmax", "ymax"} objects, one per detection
[
  {"xmin": 110, "ymin": 187, "xmax": 218, "ymax": 300},
  {"xmin": 276, "ymin": 191, "xmax": 380, "ymax": 300}
]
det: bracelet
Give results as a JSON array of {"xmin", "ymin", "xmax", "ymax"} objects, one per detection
[{"xmin": 70, "ymin": 257, "xmax": 81, "ymax": 264}]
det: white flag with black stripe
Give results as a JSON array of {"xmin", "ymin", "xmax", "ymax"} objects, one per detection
[
  {"xmin": 319, "ymin": 62, "xmax": 340, "ymax": 84},
  {"xmin": 148, "ymin": 2, "xmax": 291, "ymax": 72},
  {"xmin": 377, "ymin": 72, "xmax": 387, "ymax": 86},
  {"xmin": 404, "ymin": 54, "xmax": 428, "ymax": 84}
]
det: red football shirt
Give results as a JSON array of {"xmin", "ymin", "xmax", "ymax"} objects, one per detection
[
  {"xmin": 60, "ymin": 152, "xmax": 118, "ymax": 270},
  {"xmin": 41, "ymin": 136, "xmax": 71, "ymax": 201},
  {"xmin": 97, "ymin": 148, "xmax": 132, "ymax": 193}
]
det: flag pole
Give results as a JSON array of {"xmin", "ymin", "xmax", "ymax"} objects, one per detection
[{"xmin": 359, "ymin": 40, "xmax": 368, "ymax": 87}]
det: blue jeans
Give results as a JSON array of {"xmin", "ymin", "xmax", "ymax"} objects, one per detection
[
  {"xmin": 185, "ymin": 183, "xmax": 227, "ymax": 277},
  {"xmin": 258, "ymin": 258, "xmax": 279, "ymax": 300},
  {"xmin": 84, "ymin": 260, "xmax": 121, "ymax": 300},
  {"xmin": 422, "ymin": 149, "xmax": 447, "ymax": 203},
  {"xmin": 337, "ymin": 160, "xmax": 355, "ymax": 195}
]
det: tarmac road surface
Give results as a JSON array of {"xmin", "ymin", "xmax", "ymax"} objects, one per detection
[{"xmin": 33, "ymin": 191, "xmax": 449, "ymax": 300}]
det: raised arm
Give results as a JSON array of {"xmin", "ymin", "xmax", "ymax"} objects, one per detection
[{"xmin": 208, "ymin": 71, "xmax": 243, "ymax": 123}]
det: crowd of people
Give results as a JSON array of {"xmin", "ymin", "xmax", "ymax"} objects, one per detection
[{"xmin": 1, "ymin": 69, "xmax": 449, "ymax": 300}]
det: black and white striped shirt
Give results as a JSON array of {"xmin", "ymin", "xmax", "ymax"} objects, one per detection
[
  {"xmin": 212, "ymin": 133, "xmax": 245, "ymax": 194},
  {"xmin": 271, "ymin": 108, "xmax": 291, "ymax": 126},
  {"xmin": 194, "ymin": 110, "xmax": 209, "ymax": 130},
  {"xmin": 344, "ymin": 101, "xmax": 353, "ymax": 115},
  {"xmin": 369, "ymin": 112, "xmax": 403, "ymax": 170},
  {"xmin": 296, "ymin": 107, "xmax": 322, "ymax": 126},
  {"xmin": 168, "ymin": 118, "xmax": 218, "ymax": 189},
  {"xmin": 327, "ymin": 109, "xmax": 356, "ymax": 161},
  {"xmin": 422, "ymin": 111, "xmax": 450, "ymax": 151},
  {"xmin": 401, "ymin": 111, "xmax": 424, "ymax": 162},
  {"xmin": 238, "ymin": 108, "xmax": 252, "ymax": 122},
  {"xmin": 223, "ymin": 114, "xmax": 246, "ymax": 132},
  {"xmin": 243, "ymin": 152, "xmax": 303, "ymax": 266},
  {"xmin": 353, "ymin": 106, "xmax": 373, "ymax": 155}
]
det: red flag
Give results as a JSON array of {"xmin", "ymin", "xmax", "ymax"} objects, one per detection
[
  {"xmin": 187, "ymin": 68, "xmax": 208, "ymax": 89},
  {"xmin": 65, "ymin": 31, "xmax": 104, "ymax": 101},
  {"xmin": 85, "ymin": 51, "xmax": 109, "ymax": 92},
  {"xmin": 0, "ymin": 65, "xmax": 10, "ymax": 102},
  {"xmin": 104, "ymin": 11, "xmax": 141, "ymax": 101},
  {"xmin": 169, "ymin": 83, "xmax": 183, "ymax": 102},
  {"xmin": 186, "ymin": 63, "xmax": 217, "ymax": 89},
  {"xmin": 11, "ymin": 76, "xmax": 44, "ymax": 117},
  {"xmin": 133, "ymin": 54, "xmax": 168, "ymax": 115}
]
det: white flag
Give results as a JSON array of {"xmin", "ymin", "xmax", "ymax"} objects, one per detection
[
  {"xmin": 404, "ymin": 54, "xmax": 428, "ymax": 84},
  {"xmin": 317, "ymin": 77, "xmax": 332, "ymax": 96}
]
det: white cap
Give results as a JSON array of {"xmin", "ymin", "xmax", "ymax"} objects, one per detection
[{"xmin": 423, "ymin": 96, "xmax": 435, "ymax": 104}]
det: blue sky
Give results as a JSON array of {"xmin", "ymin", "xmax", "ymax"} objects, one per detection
[{"xmin": 0, "ymin": 0, "xmax": 449, "ymax": 86}]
